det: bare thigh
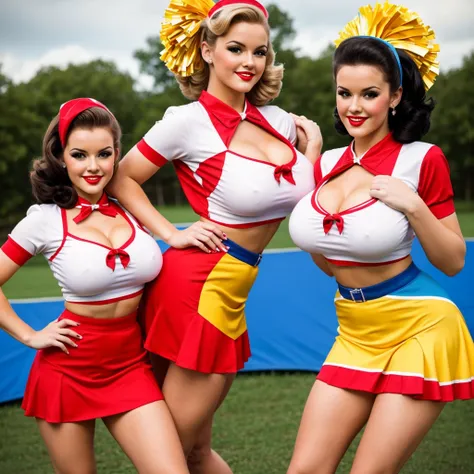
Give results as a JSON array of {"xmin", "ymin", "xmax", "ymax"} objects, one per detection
[
  {"xmin": 187, "ymin": 376, "xmax": 235, "ymax": 474},
  {"xmin": 287, "ymin": 380, "xmax": 375, "ymax": 474},
  {"xmin": 350, "ymin": 394, "xmax": 445, "ymax": 474},
  {"xmin": 163, "ymin": 362, "xmax": 236, "ymax": 456},
  {"xmin": 36, "ymin": 419, "xmax": 96, "ymax": 474},
  {"xmin": 103, "ymin": 400, "xmax": 189, "ymax": 474}
]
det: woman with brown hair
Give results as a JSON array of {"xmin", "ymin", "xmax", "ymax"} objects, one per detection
[
  {"xmin": 0, "ymin": 98, "xmax": 189, "ymax": 474},
  {"xmin": 107, "ymin": 1, "xmax": 322, "ymax": 472},
  {"xmin": 288, "ymin": 3, "xmax": 474, "ymax": 473}
]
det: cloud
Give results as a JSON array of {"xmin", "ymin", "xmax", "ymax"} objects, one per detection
[
  {"xmin": 0, "ymin": 0, "xmax": 472, "ymax": 86},
  {"xmin": 1, "ymin": 45, "xmax": 93, "ymax": 83}
]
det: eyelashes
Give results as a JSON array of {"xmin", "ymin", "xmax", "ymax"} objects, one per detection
[
  {"xmin": 337, "ymin": 90, "xmax": 380, "ymax": 99},
  {"xmin": 227, "ymin": 46, "xmax": 267, "ymax": 56},
  {"xmin": 70, "ymin": 151, "xmax": 113, "ymax": 160}
]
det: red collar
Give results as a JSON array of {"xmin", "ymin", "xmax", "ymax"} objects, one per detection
[
  {"xmin": 328, "ymin": 133, "xmax": 402, "ymax": 181},
  {"xmin": 74, "ymin": 193, "xmax": 118, "ymax": 223},
  {"xmin": 199, "ymin": 91, "xmax": 266, "ymax": 147}
]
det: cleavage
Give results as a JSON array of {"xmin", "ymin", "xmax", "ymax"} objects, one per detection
[
  {"xmin": 67, "ymin": 211, "xmax": 133, "ymax": 248},
  {"xmin": 318, "ymin": 165, "xmax": 374, "ymax": 214},
  {"xmin": 228, "ymin": 121, "xmax": 293, "ymax": 166}
]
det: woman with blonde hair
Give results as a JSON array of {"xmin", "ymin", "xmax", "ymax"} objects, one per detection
[
  {"xmin": 108, "ymin": 0, "xmax": 321, "ymax": 471},
  {"xmin": 288, "ymin": 3, "xmax": 474, "ymax": 473}
]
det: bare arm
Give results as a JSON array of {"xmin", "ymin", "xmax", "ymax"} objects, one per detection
[
  {"xmin": 370, "ymin": 175, "xmax": 465, "ymax": 277},
  {"xmin": 406, "ymin": 204, "xmax": 465, "ymax": 276},
  {"xmin": 311, "ymin": 253, "xmax": 334, "ymax": 277},
  {"xmin": 107, "ymin": 146, "xmax": 227, "ymax": 253},
  {"xmin": 0, "ymin": 252, "xmax": 80, "ymax": 353}
]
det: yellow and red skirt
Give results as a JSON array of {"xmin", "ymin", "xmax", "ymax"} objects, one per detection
[
  {"xmin": 318, "ymin": 263, "xmax": 474, "ymax": 401},
  {"xmin": 141, "ymin": 239, "xmax": 261, "ymax": 374},
  {"xmin": 22, "ymin": 309, "xmax": 163, "ymax": 423}
]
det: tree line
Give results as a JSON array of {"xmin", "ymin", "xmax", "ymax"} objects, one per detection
[{"xmin": 1, "ymin": 4, "xmax": 473, "ymax": 230}]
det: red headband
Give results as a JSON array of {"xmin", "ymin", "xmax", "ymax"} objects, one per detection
[
  {"xmin": 208, "ymin": 0, "xmax": 268, "ymax": 19},
  {"xmin": 58, "ymin": 98, "xmax": 112, "ymax": 147}
]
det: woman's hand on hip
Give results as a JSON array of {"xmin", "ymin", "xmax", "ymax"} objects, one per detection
[
  {"xmin": 167, "ymin": 221, "xmax": 229, "ymax": 253},
  {"xmin": 27, "ymin": 319, "xmax": 82, "ymax": 354}
]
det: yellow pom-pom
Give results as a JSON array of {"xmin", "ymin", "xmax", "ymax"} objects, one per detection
[
  {"xmin": 160, "ymin": 0, "xmax": 215, "ymax": 77},
  {"xmin": 335, "ymin": 1, "xmax": 439, "ymax": 90}
]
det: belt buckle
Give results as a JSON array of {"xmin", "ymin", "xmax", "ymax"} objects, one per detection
[
  {"xmin": 349, "ymin": 288, "xmax": 366, "ymax": 302},
  {"xmin": 254, "ymin": 254, "xmax": 262, "ymax": 267}
]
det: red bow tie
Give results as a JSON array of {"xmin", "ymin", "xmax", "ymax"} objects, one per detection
[
  {"xmin": 274, "ymin": 163, "xmax": 296, "ymax": 185},
  {"xmin": 73, "ymin": 195, "xmax": 118, "ymax": 224},
  {"xmin": 106, "ymin": 248, "xmax": 130, "ymax": 271},
  {"xmin": 323, "ymin": 213, "xmax": 344, "ymax": 234}
]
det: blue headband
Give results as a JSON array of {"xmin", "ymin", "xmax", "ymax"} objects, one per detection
[{"xmin": 359, "ymin": 35, "xmax": 403, "ymax": 86}]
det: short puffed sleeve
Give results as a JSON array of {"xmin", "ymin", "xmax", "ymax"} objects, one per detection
[
  {"xmin": 418, "ymin": 145, "xmax": 455, "ymax": 219},
  {"xmin": 136, "ymin": 106, "xmax": 189, "ymax": 167},
  {"xmin": 1, "ymin": 205, "xmax": 51, "ymax": 266},
  {"xmin": 260, "ymin": 106, "xmax": 297, "ymax": 146}
]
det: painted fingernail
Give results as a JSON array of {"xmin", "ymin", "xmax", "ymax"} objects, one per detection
[{"xmin": 223, "ymin": 233, "xmax": 228, "ymax": 239}]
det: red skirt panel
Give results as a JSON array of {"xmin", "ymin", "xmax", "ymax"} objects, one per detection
[
  {"xmin": 141, "ymin": 244, "xmax": 259, "ymax": 374},
  {"xmin": 22, "ymin": 310, "xmax": 163, "ymax": 423}
]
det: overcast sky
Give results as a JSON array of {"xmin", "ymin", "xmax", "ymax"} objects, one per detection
[{"xmin": 1, "ymin": 0, "xmax": 473, "ymax": 89}]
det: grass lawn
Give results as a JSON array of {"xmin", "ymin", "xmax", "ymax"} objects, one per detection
[
  {"xmin": 1, "ymin": 205, "xmax": 474, "ymax": 473},
  {"xmin": 1, "ymin": 374, "xmax": 473, "ymax": 474}
]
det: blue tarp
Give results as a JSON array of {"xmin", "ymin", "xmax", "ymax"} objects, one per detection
[{"xmin": 1, "ymin": 240, "xmax": 472, "ymax": 403}]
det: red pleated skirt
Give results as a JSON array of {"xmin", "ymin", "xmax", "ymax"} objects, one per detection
[
  {"xmin": 141, "ymin": 243, "xmax": 260, "ymax": 374},
  {"xmin": 22, "ymin": 309, "xmax": 163, "ymax": 423}
]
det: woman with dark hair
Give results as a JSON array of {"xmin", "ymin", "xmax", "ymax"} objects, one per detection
[
  {"xmin": 0, "ymin": 98, "xmax": 189, "ymax": 474},
  {"xmin": 288, "ymin": 3, "xmax": 474, "ymax": 473},
  {"xmin": 107, "ymin": 0, "xmax": 321, "ymax": 472}
]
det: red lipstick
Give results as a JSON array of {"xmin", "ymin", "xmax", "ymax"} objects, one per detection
[
  {"xmin": 347, "ymin": 116, "xmax": 368, "ymax": 127},
  {"xmin": 83, "ymin": 176, "xmax": 103, "ymax": 185},
  {"xmin": 235, "ymin": 72, "xmax": 255, "ymax": 82}
]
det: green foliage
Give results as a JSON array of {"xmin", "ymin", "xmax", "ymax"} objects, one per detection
[{"xmin": 0, "ymin": 3, "xmax": 473, "ymax": 227}]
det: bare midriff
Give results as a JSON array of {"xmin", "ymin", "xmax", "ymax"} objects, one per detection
[
  {"xmin": 327, "ymin": 257, "xmax": 413, "ymax": 288},
  {"xmin": 65, "ymin": 294, "xmax": 142, "ymax": 319},
  {"xmin": 200, "ymin": 217, "xmax": 282, "ymax": 254}
]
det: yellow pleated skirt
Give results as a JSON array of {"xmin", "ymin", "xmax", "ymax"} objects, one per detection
[{"xmin": 318, "ymin": 268, "xmax": 474, "ymax": 401}]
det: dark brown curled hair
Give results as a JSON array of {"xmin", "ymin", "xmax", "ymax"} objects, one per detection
[
  {"xmin": 333, "ymin": 37, "xmax": 435, "ymax": 143},
  {"xmin": 30, "ymin": 107, "xmax": 122, "ymax": 208}
]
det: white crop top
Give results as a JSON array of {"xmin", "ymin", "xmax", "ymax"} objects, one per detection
[
  {"xmin": 2, "ymin": 200, "xmax": 163, "ymax": 303},
  {"xmin": 137, "ymin": 91, "xmax": 315, "ymax": 228},
  {"xmin": 289, "ymin": 133, "xmax": 455, "ymax": 266}
]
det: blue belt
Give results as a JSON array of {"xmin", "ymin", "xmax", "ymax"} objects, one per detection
[
  {"xmin": 337, "ymin": 262, "xmax": 420, "ymax": 302},
  {"xmin": 226, "ymin": 238, "xmax": 262, "ymax": 267}
]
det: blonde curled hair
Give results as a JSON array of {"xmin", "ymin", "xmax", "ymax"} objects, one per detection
[{"xmin": 176, "ymin": 4, "xmax": 283, "ymax": 106}]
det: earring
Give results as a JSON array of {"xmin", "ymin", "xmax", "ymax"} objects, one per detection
[
  {"xmin": 391, "ymin": 107, "xmax": 397, "ymax": 116},
  {"xmin": 62, "ymin": 162, "xmax": 66, "ymax": 168},
  {"xmin": 208, "ymin": 59, "xmax": 212, "ymax": 64}
]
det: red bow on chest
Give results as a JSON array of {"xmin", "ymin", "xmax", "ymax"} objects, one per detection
[
  {"xmin": 105, "ymin": 248, "xmax": 130, "ymax": 271},
  {"xmin": 323, "ymin": 213, "xmax": 344, "ymax": 234},
  {"xmin": 274, "ymin": 163, "xmax": 296, "ymax": 185}
]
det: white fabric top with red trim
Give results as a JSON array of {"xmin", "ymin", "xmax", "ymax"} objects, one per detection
[
  {"xmin": 137, "ymin": 91, "xmax": 315, "ymax": 228},
  {"xmin": 1, "ymin": 198, "xmax": 163, "ymax": 304},
  {"xmin": 289, "ymin": 133, "xmax": 455, "ymax": 266}
]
